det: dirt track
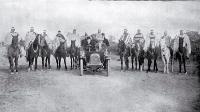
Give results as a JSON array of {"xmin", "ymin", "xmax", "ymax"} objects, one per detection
[{"xmin": 0, "ymin": 54, "xmax": 199, "ymax": 112}]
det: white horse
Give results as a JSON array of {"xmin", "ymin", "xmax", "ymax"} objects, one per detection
[{"xmin": 160, "ymin": 37, "xmax": 171, "ymax": 73}]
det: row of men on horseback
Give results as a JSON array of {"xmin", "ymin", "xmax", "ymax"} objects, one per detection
[
  {"xmin": 2, "ymin": 27, "xmax": 110, "ymax": 74},
  {"xmin": 119, "ymin": 28, "xmax": 191, "ymax": 74}
]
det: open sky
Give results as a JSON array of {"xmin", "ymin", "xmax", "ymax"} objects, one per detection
[{"xmin": 0, "ymin": 0, "xmax": 199, "ymax": 41}]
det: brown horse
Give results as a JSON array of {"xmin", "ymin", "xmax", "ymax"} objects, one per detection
[
  {"xmin": 69, "ymin": 40, "xmax": 80, "ymax": 69},
  {"xmin": 27, "ymin": 34, "xmax": 40, "ymax": 71},
  {"xmin": 131, "ymin": 42, "xmax": 145, "ymax": 71},
  {"xmin": 118, "ymin": 40, "xmax": 130, "ymax": 71},
  {"xmin": 54, "ymin": 41, "xmax": 68, "ymax": 70},
  {"xmin": 39, "ymin": 36, "xmax": 52, "ymax": 69},
  {"xmin": 7, "ymin": 35, "xmax": 23, "ymax": 74}
]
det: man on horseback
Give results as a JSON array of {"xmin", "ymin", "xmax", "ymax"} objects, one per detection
[
  {"xmin": 148, "ymin": 29, "xmax": 156, "ymax": 49},
  {"xmin": 39, "ymin": 30, "xmax": 49, "ymax": 56},
  {"xmin": 67, "ymin": 29, "xmax": 81, "ymax": 48},
  {"xmin": 175, "ymin": 30, "xmax": 191, "ymax": 74},
  {"xmin": 95, "ymin": 29, "xmax": 105, "ymax": 51},
  {"xmin": 146, "ymin": 29, "xmax": 159, "ymax": 72},
  {"xmin": 25, "ymin": 27, "xmax": 37, "ymax": 60},
  {"xmin": 119, "ymin": 29, "xmax": 132, "ymax": 70},
  {"xmin": 53, "ymin": 30, "xmax": 66, "ymax": 53},
  {"xmin": 160, "ymin": 31, "xmax": 171, "ymax": 73},
  {"xmin": 3, "ymin": 27, "xmax": 22, "ymax": 57},
  {"xmin": 132, "ymin": 29, "xmax": 145, "ymax": 70}
]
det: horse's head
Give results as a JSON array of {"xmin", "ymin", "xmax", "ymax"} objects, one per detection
[
  {"xmin": 11, "ymin": 35, "xmax": 19, "ymax": 49},
  {"xmin": 71, "ymin": 40, "xmax": 76, "ymax": 47},
  {"xmin": 118, "ymin": 40, "xmax": 126, "ymax": 52},
  {"xmin": 33, "ymin": 34, "xmax": 41, "ymax": 45}
]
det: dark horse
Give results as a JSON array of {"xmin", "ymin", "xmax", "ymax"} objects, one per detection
[
  {"xmin": 54, "ymin": 41, "xmax": 68, "ymax": 70},
  {"xmin": 7, "ymin": 35, "xmax": 23, "ymax": 74},
  {"xmin": 118, "ymin": 40, "xmax": 130, "ymax": 70},
  {"xmin": 27, "ymin": 34, "xmax": 40, "ymax": 71},
  {"xmin": 39, "ymin": 36, "xmax": 52, "ymax": 69},
  {"xmin": 176, "ymin": 40, "xmax": 188, "ymax": 73},
  {"xmin": 146, "ymin": 44, "xmax": 160, "ymax": 73},
  {"xmin": 69, "ymin": 40, "xmax": 80, "ymax": 69},
  {"xmin": 131, "ymin": 42, "xmax": 145, "ymax": 71}
]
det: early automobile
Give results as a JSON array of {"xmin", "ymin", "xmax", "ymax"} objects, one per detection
[{"xmin": 79, "ymin": 39, "xmax": 110, "ymax": 76}]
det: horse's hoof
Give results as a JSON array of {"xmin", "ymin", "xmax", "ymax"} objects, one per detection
[
  {"xmin": 28, "ymin": 68, "xmax": 31, "ymax": 72},
  {"xmin": 184, "ymin": 72, "xmax": 187, "ymax": 75},
  {"xmin": 10, "ymin": 72, "xmax": 14, "ymax": 75}
]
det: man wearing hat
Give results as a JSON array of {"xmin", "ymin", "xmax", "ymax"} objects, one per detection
[
  {"xmin": 52, "ymin": 30, "xmax": 66, "ymax": 53},
  {"xmin": 175, "ymin": 30, "xmax": 191, "ymax": 73},
  {"xmin": 3, "ymin": 27, "xmax": 22, "ymax": 57},
  {"xmin": 24, "ymin": 27, "xmax": 37, "ymax": 59},
  {"xmin": 119, "ymin": 29, "xmax": 132, "ymax": 69},
  {"xmin": 95, "ymin": 29, "xmax": 104, "ymax": 41},
  {"xmin": 38, "ymin": 30, "xmax": 50, "ymax": 56}
]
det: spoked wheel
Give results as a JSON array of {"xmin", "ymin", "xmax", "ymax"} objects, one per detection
[
  {"xmin": 106, "ymin": 58, "xmax": 110, "ymax": 76},
  {"xmin": 80, "ymin": 58, "xmax": 83, "ymax": 76}
]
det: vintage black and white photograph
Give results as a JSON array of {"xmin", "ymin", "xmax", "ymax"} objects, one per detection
[{"xmin": 0, "ymin": 0, "xmax": 199, "ymax": 112}]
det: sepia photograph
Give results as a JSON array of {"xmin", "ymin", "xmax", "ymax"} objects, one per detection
[{"xmin": 0, "ymin": 0, "xmax": 199, "ymax": 112}]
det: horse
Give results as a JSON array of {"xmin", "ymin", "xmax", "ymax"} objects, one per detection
[
  {"xmin": 146, "ymin": 43, "xmax": 160, "ymax": 73},
  {"xmin": 131, "ymin": 42, "xmax": 145, "ymax": 71},
  {"xmin": 118, "ymin": 40, "xmax": 130, "ymax": 70},
  {"xmin": 54, "ymin": 41, "xmax": 68, "ymax": 70},
  {"xmin": 39, "ymin": 36, "xmax": 52, "ymax": 69},
  {"xmin": 27, "ymin": 34, "xmax": 40, "ymax": 71},
  {"xmin": 173, "ymin": 35, "xmax": 191, "ymax": 74},
  {"xmin": 69, "ymin": 40, "xmax": 79, "ymax": 69},
  {"xmin": 7, "ymin": 35, "xmax": 23, "ymax": 74},
  {"xmin": 160, "ymin": 39, "xmax": 171, "ymax": 74}
]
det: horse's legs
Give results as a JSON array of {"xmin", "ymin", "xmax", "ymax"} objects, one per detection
[
  {"xmin": 125, "ymin": 56, "xmax": 129, "ymax": 70},
  {"xmin": 55, "ymin": 57, "xmax": 58, "ymax": 69},
  {"xmin": 154, "ymin": 59, "xmax": 158, "ymax": 72},
  {"xmin": 167, "ymin": 59, "xmax": 169, "ymax": 74},
  {"xmin": 135, "ymin": 57, "xmax": 138, "ymax": 70},
  {"xmin": 70, "ymin": 57, "xmax": 73, "ymax": 70},
  {"xmin": 131, "ymin": 56, "xmax": 134, "ymax": 70},
  {"xmin": 8, "ymin": 57, "xmax": 12, "ymax": 70},
  {"xmin": 35, "ymin": 57, "xmax": 38, "ymax": 70},
  {"xmin": 58, "ymin": 57, "xmax": 61, "ymax": 69},
  {"xmin": 9, "ymin": 57, "xmax": 14, "ymax": 73},
  {"xmin": 120, "ymin": 56, "xmax": 123, "ymax": 70},
  {"xmin": 64, "ymin": 57, "xmax": 67, "ymax": 70},
  {"xmin": 48, "ymin": 56, "xmax": 51, "ymax": 69},
  {"xmin": 162, "ymin": 56, "xmax": 166, "ymax": 73},
  {"xmin": 72, "ymin": 57, "xmax": 74, "ymax": 69},
  {"xmin": 147, "ymin": 59, "xmax": 152, "ymax": 72},
  {"xmin": 45, "ymin": 57, "xmax": 48, "ymax": 68},
  {"xmin": 42, "ymin": 57, "xmax": 44, "ymax": 69},
  {"xmin": 14, "ymin": 57, "xmax": 18, "ymax": 73},
  {"xmin": 178, "ymin": 55, "xmax": 182, "ymax": 73},
  {"xmin": 183, "ymin": 56, "xmax": 186, "ymax": 73}
]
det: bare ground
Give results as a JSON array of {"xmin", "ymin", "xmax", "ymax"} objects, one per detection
[{"xmin": 0, "ymin": 53, "xmax": 199, "ymax": 112}]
